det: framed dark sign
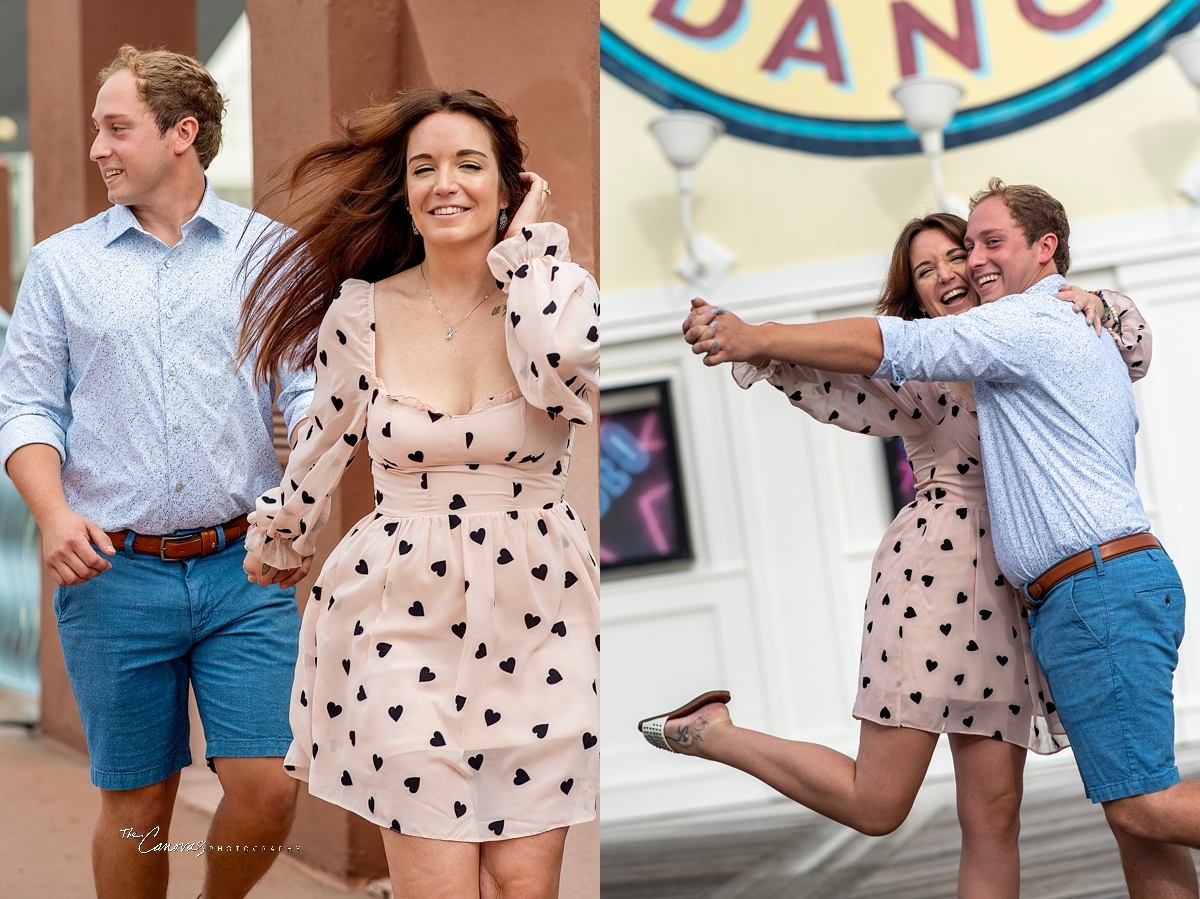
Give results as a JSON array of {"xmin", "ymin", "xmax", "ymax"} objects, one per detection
[
  {"xmin": 882, "ymin": 436, "xmax": 917, "ymax": 518},
  {"xmin": 599, "ymin": 381, "xmax": 692, "ymax": 573}
]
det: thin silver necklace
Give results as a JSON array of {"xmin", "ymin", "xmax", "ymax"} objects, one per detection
[{"xmin": 420, "ymin": 263, "xmax": 496, "ymax": 340}]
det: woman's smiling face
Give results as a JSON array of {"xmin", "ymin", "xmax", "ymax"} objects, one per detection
[
  {"xmin": 405, "ymin": 111, "xmax": 507, "ymax": 248},
  {"xmin": 910, "ymin": 227, "xmax": 980, "ymax": 318}
]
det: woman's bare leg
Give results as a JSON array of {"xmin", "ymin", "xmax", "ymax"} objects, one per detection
[
  {"xmin": 479, "ymin": 827, "xmax": 568, "ymax": 899},
  {"xmin": 664, "ymin": 703, "xmax": 938, "ymax": 835},
  {"xmin": 380, "ymin": 830, "xmax": 479, "ymax": 899},
  {"xmin": 380, "ymin": 826, "xmax": 568, "ymax": 899},
  {"xmin": 948, "ymin": 733, "xmax": 1026, "ymax": 899}
]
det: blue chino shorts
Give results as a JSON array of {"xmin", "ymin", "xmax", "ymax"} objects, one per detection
[
  {"xmin": 1028, "ymin": 547, "xmax": 1185, "ymax": 803},
  {"xmin": 53, "ymin": 533, "xmax": 300, "ymax": 791}
]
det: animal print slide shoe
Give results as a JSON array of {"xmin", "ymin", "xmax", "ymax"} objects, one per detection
[{"xmin": 637, "ymin": 691, "xmax": 731, "ymax": 752}]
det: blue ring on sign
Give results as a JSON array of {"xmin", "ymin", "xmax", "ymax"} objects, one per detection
[{"xmin": 601, "ymin": 0, "xmax": 1200, "ymax": 157}]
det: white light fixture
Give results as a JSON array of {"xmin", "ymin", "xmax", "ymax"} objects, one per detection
[
  {"xmin": 648, "ymin": 110, "xmax": 735, "ymax": 289},
  {"xmin": 1166, "ymin": 29, "xmax": 1200, "ymax": 202},
  {"xmin": 892, "ymin": 75, "xmax": 967, "ymax": 217}
]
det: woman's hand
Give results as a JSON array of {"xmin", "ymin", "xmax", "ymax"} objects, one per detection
[
  {"xmin": 503, "ymin": 171, "xmax": 550, "ymax": 240},
  {"xmin": 244, "ymin": 550, "xmax": 313, "ymax": 589},
  {"xmin": 1057, "ymin": 284, "xmax": 1106, "ymax": 335},
  {"xmin": 682, "ymin": 298, "xmax": 766, "ymax": 367}
]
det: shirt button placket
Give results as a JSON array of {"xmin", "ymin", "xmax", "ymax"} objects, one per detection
[{"xmin": 162, "ymin": 251, "xmax": 181, "ymax": 507}]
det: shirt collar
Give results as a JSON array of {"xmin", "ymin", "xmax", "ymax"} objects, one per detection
[
  {"xmin": 1026, "ymin": 273, "xmax": 1066, "ymax": 296},
  {"xmin": 103, "ymin": 179, "xmax": 236, "ymax": 246}
]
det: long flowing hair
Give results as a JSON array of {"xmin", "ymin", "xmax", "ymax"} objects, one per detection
[
  {"xmin": 237, "ymin": 88, "xmax": 529, "ymax": 383},
  {"xmin": 874, "ymin": 212, "xmax": 968, "ymax": 320}
]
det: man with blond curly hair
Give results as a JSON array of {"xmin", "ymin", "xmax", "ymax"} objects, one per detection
[{"xmin": 0, "ymin": 46, "xmax": 313, "ymax": 898}]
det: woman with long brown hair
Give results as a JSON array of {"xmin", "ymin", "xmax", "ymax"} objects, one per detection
[
  {"xmin": 640, "ymin": 212, "xmax": 1149, "ymax": 896},
  {"xmin": 237, "ymin": 88, "xmax": 598, "ymax": 897}
]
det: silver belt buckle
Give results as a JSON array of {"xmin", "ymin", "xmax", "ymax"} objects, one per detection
[{"xmin": 159, "ymin": 536, "xmax": 187, "ymax": 562}]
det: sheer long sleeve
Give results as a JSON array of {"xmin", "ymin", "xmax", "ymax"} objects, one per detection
[
  {"xmin": 1099, "ymin": 290, "xmax": 1152, "ymax": 382},
  {"xmin": 244, "ymin": 280, "xmax": 373, "ymax": 568},
  {"xmin": 488, "ymin": 223, "xmax": 598, "ymax": 426},
  {"xmin": 731, "ymin": 359, "xmax": 936, "ymax": 439}
]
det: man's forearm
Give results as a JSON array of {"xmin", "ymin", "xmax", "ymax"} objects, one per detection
[
  {"xmin": 751, "ymin": 318, "xmax": 884, "ymax": 376},
  {"xmin": 7, "ymin": 443, "xmax": 70, "ymax": 526}
]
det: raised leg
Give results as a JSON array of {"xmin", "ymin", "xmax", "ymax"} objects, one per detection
[
  {"xmin": 93, "ymin": 772, "xmax": 181, "ymax": 899},
  {"xmin": 947, "ymin": 733, "xmax": 1026, "ymax": 899},
  {"xmin": 664, "ymin": 703, "xmax": 938, "ymax": 836},
  {"xmin": 203, "ymin": 757, "xmax": 298, "ymax": 899},
  {"xmin": 1109, "ymin": 828, "xmax": 1198, "ymax": 899}
]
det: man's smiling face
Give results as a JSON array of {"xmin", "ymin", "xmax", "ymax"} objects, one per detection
[{"xmin": 964, "ymin": 196, "xmax": 1057, "ymax": 303}]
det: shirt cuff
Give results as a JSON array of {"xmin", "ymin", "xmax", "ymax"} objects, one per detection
[
  {"xmin": 280, "ymin": 386, "xmax": 315, "ymax": 436},
  {"xmin": 872, "ymin": 316, "xmax": 907, "ymax": 384},
  {"xmin": 0, "ymin": 414, "xmax": 66, "ymax": 472}
]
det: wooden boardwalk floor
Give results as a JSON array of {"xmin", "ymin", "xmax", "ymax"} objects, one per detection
[{"xmin": 601, "ymin": 746, "xmax": 1200, "ymax": 899}]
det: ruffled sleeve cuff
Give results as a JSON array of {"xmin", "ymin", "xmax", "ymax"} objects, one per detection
[
  {"xmin": 731, "ymin": 359, "xmax": 782, "ymax": 390},
  {"xmin": 244, "ymin": 488, "xmax": 306, "ymax": 570}
]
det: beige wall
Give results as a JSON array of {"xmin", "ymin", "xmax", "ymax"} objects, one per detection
[{"xmin": 601, "ymin": 53, "xmax": 1200, "ymax": 293}]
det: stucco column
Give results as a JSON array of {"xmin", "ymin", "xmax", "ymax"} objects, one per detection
[
  {"xmin": 26, "ymin": 0, "xmax": 197, "ymax": 753},
  {"xmin": 247, "ymin": 0, "xmax": 598, "ymax": 889}
]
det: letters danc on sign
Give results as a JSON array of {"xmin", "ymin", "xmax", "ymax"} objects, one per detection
[{"xmin": 601, "ymin": 1, "xmax": 1200, "ymax": 155}]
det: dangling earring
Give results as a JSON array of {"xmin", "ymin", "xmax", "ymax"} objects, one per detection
[
  {"xmin": 408, "ymin": 206, "xmax": 419, "ymax": 237},
  {"xmin": 498, "ymin": 210, "xmax": 509, "ymax": 231}
]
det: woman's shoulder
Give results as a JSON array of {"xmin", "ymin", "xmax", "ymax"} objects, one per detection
[{"xmin": 320, "ymin": 278, "xmax": 374, "ymax": 343}]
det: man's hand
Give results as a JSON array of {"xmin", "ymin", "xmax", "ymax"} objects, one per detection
[
  {"xmin": 42, "ymin": 507, "xmax": 115, "ymax": 586},
  {"xmin": 682, "ymin": 298, "xmax": 765, "ymax": 366},
  {"xmin": 6, "ymin": 443, "xmax": 115, "ymax": 586}
]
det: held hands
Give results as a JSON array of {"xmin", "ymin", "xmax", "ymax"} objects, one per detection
[
  {"xmin": 42, "ymin": 508, "xmax": 115, "ymax": 586},
  {"xmin": 1057, "ymin": 284, "xmax": 1107, "ymax": 335},
  {"xmin": 682, "ymin": 298, "xmax": 766, "ymax": 367},
  {"xmin": 503, "ymin": 171, "xmax": 550, "ymax": 241},
  {"xmin": 243, "ymin": 550, "xmax": 313, "ymax": 590}
]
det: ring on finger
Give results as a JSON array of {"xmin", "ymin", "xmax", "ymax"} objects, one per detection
[{"xmin": 711, "ymin": 338, "xmax": 720, "ymax": 353}]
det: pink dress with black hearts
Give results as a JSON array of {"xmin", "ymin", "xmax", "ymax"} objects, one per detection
[{"xmin": 246, "ymin": 223, "xmax": 599, "ymax": 841}]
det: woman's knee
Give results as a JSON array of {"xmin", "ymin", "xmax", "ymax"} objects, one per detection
[
  {"xmin": 479, "ymin": 864, "xmax": 559, "ymax": 899},
  {"xmin": 957, "ymin": 781, "xmax": 1022, "ymax": 841},
  {"xmin": 479, "ymin": 829, "xmax": 567, "ymax": 899},
  {"xmin": 854, "ymin": 795, "xmax": 916, "ymax": 837}
]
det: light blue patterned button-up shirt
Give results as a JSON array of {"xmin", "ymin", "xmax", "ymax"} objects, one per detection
[
  {"xmin": 0, "ymin": 183, "xmax": 314, "ymax": 534},
  {"xmin": 874, "ymin": 273, "xmax": 1150, "ymax": 585}
]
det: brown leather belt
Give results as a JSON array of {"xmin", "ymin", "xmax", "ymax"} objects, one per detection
[
  {"xmin": 1020, "ymin": 532, "xmax": 1161, "ymax": 609},
  {"xmin": 105, "ymin": 514, "xmax": 250, "ymax": 562}
]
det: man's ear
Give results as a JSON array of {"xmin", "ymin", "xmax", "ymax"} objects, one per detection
[
  {"xmin": 170, "ymin": 116, "xmax": 200, "ymax": 158},
  {"xmin": 1036, "ymin": 232, "xmax": 1058, "ymax": 266}
]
